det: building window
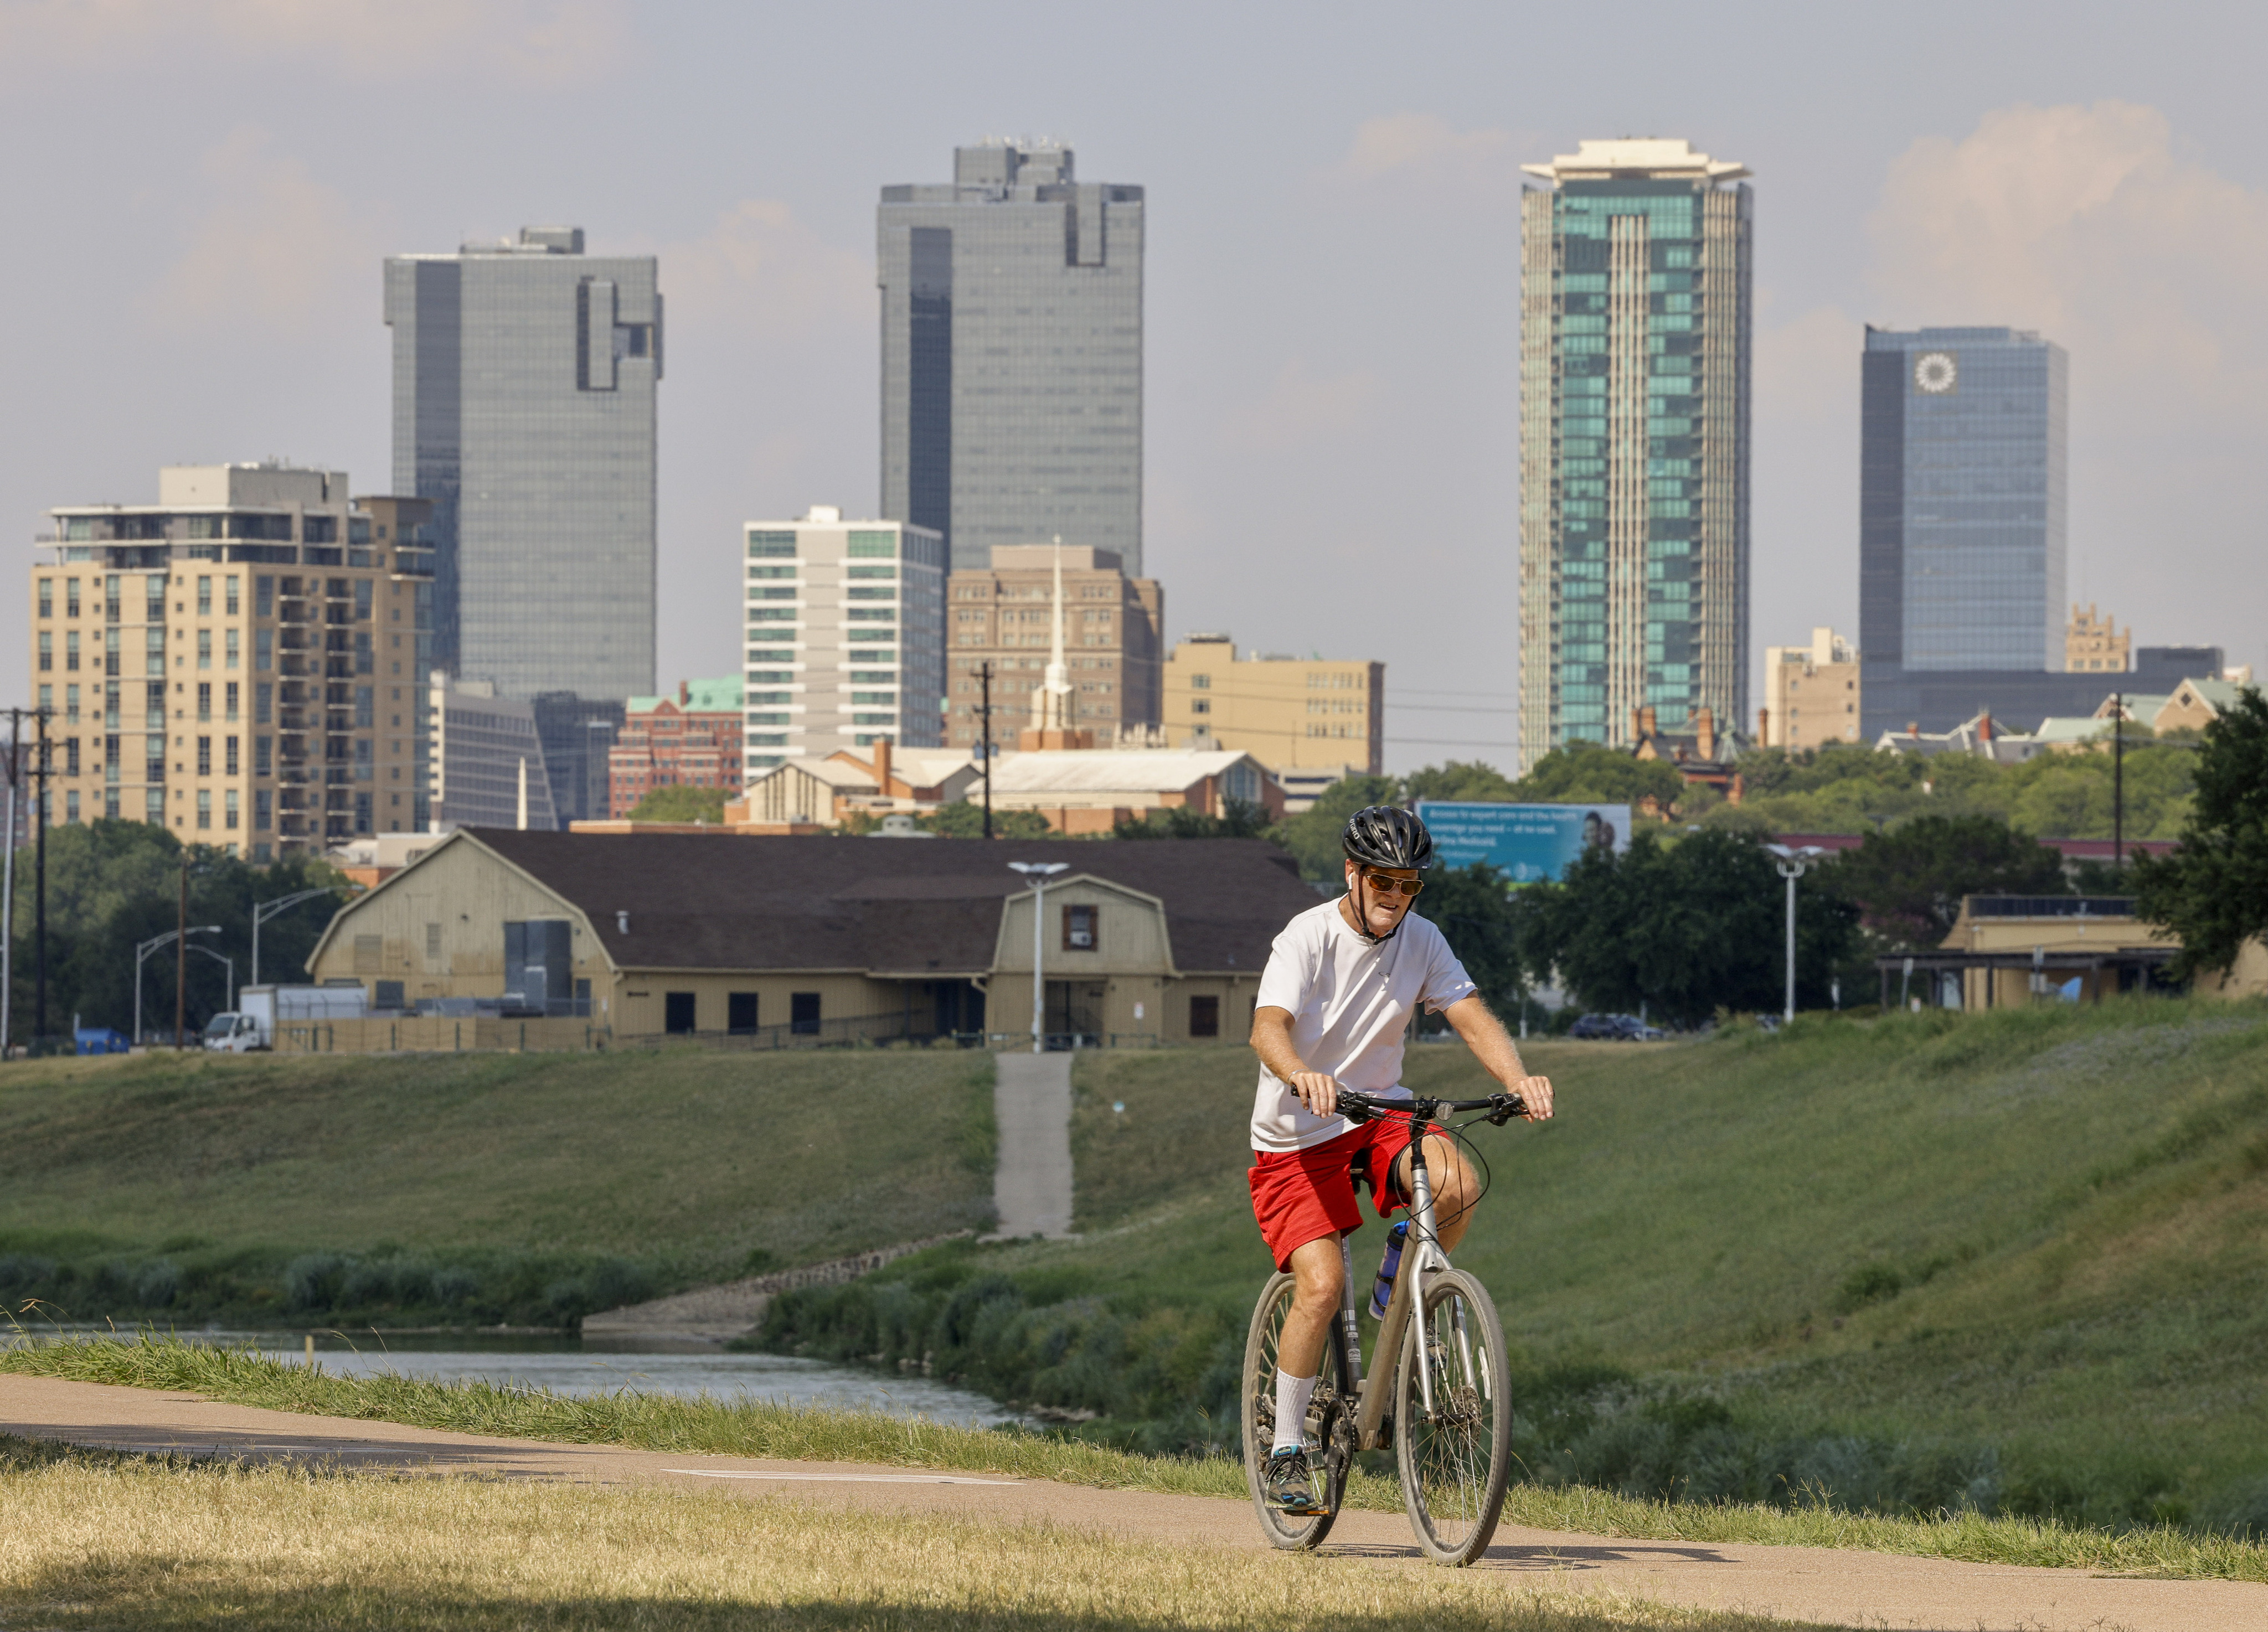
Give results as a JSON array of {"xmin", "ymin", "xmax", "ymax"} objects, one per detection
[
  {"xmin": 195, "ymin": 736, "xmax": 211, "ymax": 776},
  {"xmin": 226, "ymin": 681, "xmax": 240, "ymax": 722},
  {"xmin": 197, "ymin": 683, "xmax": 212, "ymax": 721},
  {"xmin": 254, "ymin": 788, "xmax": 270, "ymax": 829},
  {"xmin": 225, "ymin": 788, "xmax": 239, "ymax": 830},
  {"xmin": 355, "ymin": 791, "xmax": 372, "ymax": 834},
  {"xmin": 255, "ymin": 576, "xmax": 274, "ymax": 617},
  {"xmin": 195, "ymin": 789, "xmax": 212, "ymax": 829},
  {"xmin": 791, "ymin": 992, "xmax": 821, "ymax": 1035},
  {"xmin": 196, "ymin": 576, "xmax": 212, "ymax": 616},
  {"xmin": 664, "ymin": 991, "xmax": 697, "ymax": 1034},
  {"xmin": 64, "ymin": 685, "xmax": 79, "ymax": 724},
  {"xmin": 225, "ymin": 628, "xmax": 239, "ymax": 669},
  {"xmin": 37, "ymin": 580, "xmax": 51, "ymax": 618},
  {"xmin": 254, "ymin": 735, "xmax": 271, "ymax": 776},
  {"xmin": 65, "ymin": 789, "xmax": 79, "ymax": 823},
  {"xmin": 225, "ymin": 577, "xmax": 240, "ymax": 616},
  {"xmin": 255, "ymin": 683, "xmax": 272, "ymax": 725},
  {"xmin": 37, "ymin": 632, "xmax": 50, "ymax": 672},
  {"xmin": 225, "ymin": 736, "xmax": 239, "ymax": 776},
  {"xmin": 255, "ymin": 628, "xmax": 272, "ymax": 670},
  {"xmin": 1063, "ymin": 903, "xmax": 1098, "ymax": 952},
  {"xmin": 728, "ymin": 992, "xmax": 758, "ymax": 1034},
  {"xmin": 1189, "ymin": 994, "xmax": 1221, "ymax": 1039}
]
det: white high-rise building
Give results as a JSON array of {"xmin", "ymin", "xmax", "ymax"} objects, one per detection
[{"xmin": 743, "ymin": 507, "xmax": 946, "ymax": 770}]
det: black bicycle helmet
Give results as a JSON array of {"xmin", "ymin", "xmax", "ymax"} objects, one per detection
[{"xmin": 1342, "ymin": 805, "xmax": 1435, "ymax": 872}]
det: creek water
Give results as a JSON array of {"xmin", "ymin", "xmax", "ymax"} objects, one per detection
[{"xmin": 199, "ymin": 1334, "xmax": 1028, "ymax": 1429}]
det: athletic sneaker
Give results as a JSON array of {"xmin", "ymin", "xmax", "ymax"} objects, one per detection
[{"xmin": 1264, "ymin": 1445, "xmax": 1326, "ymax": 1515}]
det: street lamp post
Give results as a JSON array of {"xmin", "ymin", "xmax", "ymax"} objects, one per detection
[
  {"xmin": 186, "ymin": 942, "xmax": 236, "ymax": 1015},
  {"xmin": 135, "ymin": 926, "xmax": 220, "ymax": 1047},
  {"xmin": 252, "ymin": 889, "xmax": 334, "ymax": 989},
  {"xmin": 1763, "ymin": 844, "xmax": 1828, "ymax": 1026},
  {"xmin": 1007, "ymin": 861, "xmax": 1069, "ymax": 1053}
]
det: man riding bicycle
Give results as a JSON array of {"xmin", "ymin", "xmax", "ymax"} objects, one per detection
[{"xmin": 1247, "ymin": 804, "xmax": 1554, "ymax": 1514}]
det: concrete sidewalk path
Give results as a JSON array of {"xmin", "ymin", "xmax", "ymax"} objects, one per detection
[
  {"xmin": 991, "ymin": 1050, "xmax": 1074, "ymax": 1238},
  {"xmin": 4, "ymin": 1372, "xmax": 2264, "ymax": 1631}
]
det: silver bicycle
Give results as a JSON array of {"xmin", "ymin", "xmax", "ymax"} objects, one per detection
[{"xmin": 1240, "ymin": 1088, "xmax": 1524, "ymax": 1566}]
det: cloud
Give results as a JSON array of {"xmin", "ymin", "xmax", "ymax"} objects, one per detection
[
  {"xmin": 1867, "ymin": 101, "xmax": 2268, "ymax": 409},
  {"xmin": 652, "ymin": 200, "xmax": 871, "ymax": 345},
  {"xmin": 1333, "ymin": 114, "xmax": 1533, "ymax": 193},
  {"xmin": 144, "ymin": 127, "xmax": 375, "ymax": 334},
  {"xmin": 1222, "ymin": 359, "xmax": 1381, "ymax": 453},
  {"xmin": 0, "ymin": 0, "xmax": 627, "ymax": 84}
]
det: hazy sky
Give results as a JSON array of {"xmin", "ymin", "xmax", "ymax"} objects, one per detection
[{"xmin": 5, "ymin": 0, "xmax": 2263, "ymax": 771}]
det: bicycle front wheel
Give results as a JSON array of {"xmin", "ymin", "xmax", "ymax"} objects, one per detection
[
  {"xmin": 1240, "ymin": 1271, "xmax": 1343, "ymax": 1550},
  {"xmin": 1394, "ymin": 1267, "xmax": 1512, "ymax": 1565}
]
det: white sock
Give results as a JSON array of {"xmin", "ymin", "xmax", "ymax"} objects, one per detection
[{"xmin": 1273, "ymin": 1368, "xmax": 1318, "ymax": 1452}]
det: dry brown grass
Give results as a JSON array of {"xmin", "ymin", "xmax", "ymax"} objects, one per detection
[{"xmin": 0, "ymin": 1438, "xmax": 1818, "ymax": 1631}]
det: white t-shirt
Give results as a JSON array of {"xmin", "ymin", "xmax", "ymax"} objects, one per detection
[{"xmin": 1249, "ymin": 896, "xmax": 1478, "ymax": 1153}]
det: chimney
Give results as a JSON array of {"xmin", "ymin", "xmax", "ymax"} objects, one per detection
[
  {"xmin": 1640, "ymin": 705, "xmax": 1659, "ymax": 739},
  {"xmin": 679, "ymin": 679, "xmax": 689, "ymax": 706},
  {"xmin": 873, "ymin": 737, "xmax": 892, "ymax": 794},
  {"xmin": 1908, "ymin": 722, "xmax": 1920, "ymax": 738},
  {"xmin": 1695, "ymin": 706, "xmax": 1716, "ymax": 761},
  {"xmin": 1757, "ymin": 706, "xmax": 1771, "ymax": 746}
]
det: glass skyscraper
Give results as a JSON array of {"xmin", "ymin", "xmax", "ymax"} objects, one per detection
[
  {"xmin": 878, "ymin": 143, "xmax": 1145, "ymax": 575},
  {"xmin": 1517, "ymin": 140, "xmax": 1752, "ymax": 767},
  {"xmin": 1860, "ymin": 326, "xmax": 2068, "ymax": 680},
  {"xmin": 383, "ymin": 225, "xmax": 659, "ymax": 703}
]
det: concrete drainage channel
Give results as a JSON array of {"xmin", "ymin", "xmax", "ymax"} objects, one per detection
[{"xmin": 585, "ymin": 1051, "xmax": 1079, "ymax": 1345}]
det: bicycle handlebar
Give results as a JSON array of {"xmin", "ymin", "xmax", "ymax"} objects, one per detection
[{"xmin": 1336, "ymin": 1087, "xmax": 1527, "ymax": 1126}]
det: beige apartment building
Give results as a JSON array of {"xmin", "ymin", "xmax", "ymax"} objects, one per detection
[
  {"xmin": 2065, "ymin": 603, "xmax": 2131, "ymax": 673},
  {"xmin": 945, "ymin": 545, "xmax": 1162, "ymax": 750},
  {"xmin": 1161, "ymin": 636, "xmax": 1384, "ymax": 777},
  {"xmin": 1761, "ymin": 627, "xmax": 1859, "ymax": 750},
  {"xmin": 30, "ymin": 463, "xmax": 431, "ymax": 858}
]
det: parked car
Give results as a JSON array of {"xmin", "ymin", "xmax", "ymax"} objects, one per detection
[{"xmin": 1567, "ymin": 1013, "xmax": 1667, "ymax": 1041}]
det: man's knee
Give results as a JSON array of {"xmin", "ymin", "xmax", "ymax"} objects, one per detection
[{"xmin": 1290, "ymin": 1237, "xmax": 1344, "ymax": 1304}]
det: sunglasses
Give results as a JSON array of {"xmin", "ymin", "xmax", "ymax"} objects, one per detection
[{"xmin": 1358, "ymin": 870, "xmax": 1425, "ymax": 897}]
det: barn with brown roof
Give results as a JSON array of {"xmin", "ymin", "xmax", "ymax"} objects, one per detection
[{"xmin": 306, "ymin": 829, "xmax": 1322, "ymax": 1045}]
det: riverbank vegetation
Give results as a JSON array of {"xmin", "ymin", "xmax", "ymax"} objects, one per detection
[{"xmin": 0, "ymin": 1046, "xmax": 996, "ymax": 1328}]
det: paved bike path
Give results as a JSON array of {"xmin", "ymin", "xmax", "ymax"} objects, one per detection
[
  {"xmin": 3, "ymin": 1373, "xmax": 2261, "ymax": 1632},
  {"xmin": 991, "ymin": 1051, "xmax": 1075, "ymax": 1238}
]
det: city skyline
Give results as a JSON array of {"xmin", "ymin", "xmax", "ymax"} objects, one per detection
[{"xmin": 3, "ymin": 4, "xmax": 2263, "ymax": 773}]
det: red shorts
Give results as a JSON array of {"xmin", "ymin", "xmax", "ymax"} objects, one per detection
[{"xmin": 1248, "ymin": 1113, "xmax": 1444, "ymax": 1272}]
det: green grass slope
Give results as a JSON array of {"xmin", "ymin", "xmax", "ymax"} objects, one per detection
[
  {"xmin": 0, "ymin": 1047, "xmax": 994, "ymax": 1328},
  {"xmin": 764, "ymin": 999, "xmax": 2268, "ymax": 1532}
]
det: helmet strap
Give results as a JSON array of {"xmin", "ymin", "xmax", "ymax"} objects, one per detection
[{"xmin": 1343, "ymin": 864, "xmax": 1401, "ymax": 946}]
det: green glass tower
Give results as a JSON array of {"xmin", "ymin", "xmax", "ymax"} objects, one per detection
[{"xmin": 1518, "ymin": 140, "xmax": 1752, "ymax": 767}]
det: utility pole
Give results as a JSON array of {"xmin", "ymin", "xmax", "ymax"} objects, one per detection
[
  {"xmin": 33, "ymin": 706, "xmax": 49, "ymax": 1053},
  {"xmin": 2112, "ymin": 689, "xmax": 2125, "ymax": 873},
  {"xmin": 176, "ymin": 851, "xmax": 188, "ymax": 1049},
  {"xmin": 979, "ymin": 661, "xmax": 994, "ymax": 840}
]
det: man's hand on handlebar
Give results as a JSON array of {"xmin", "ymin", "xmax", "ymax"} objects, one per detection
[
  {"xmin": 1287, "ymin": 1071, "xmax": 1343, "ymax": 1119},
  {"xmin": 1508, "ymin": 1073, "xmax": 1554, "ymax": 1121}
]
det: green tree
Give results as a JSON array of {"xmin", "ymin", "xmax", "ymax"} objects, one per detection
[
  {"xmin": 1269, "ymin": 773, "xmax": 1400, "ymax": 882},
  {"xmin": 916, "ymin": 800, "xmax": 1058, "ymax": 840},
  {"xmin": 1410, "ymin": 861, "xmax": 1529, "ymax": 1014},
  {"xmin": 1512, "ymin": 743, "xmax": 1685, "ymax": 808},
  {"xmin": 1112, "ymin": 799, "xmax": 1271, "ymax": 840},
  {"xmin": 1403, "ymin": 760, "xmax": 1519, "ymax": 803},
  {"xmin": 8, "ymin": 821, "xmax": 350, "ymax": 1045},
  {"xmin": 1519, "ymin": 828, "xmax": 1857, "ymax": 1025},
  {"xmin": 627, "ymin": 785, "xmax": 728, "ymax": 823},
  {"xmin": 2132, "ymin": 688, "xmax": 2268, "ymax": 979},
  {"xmin": 1824, "ymin": 815, "xmax": 2068, "ymax": 949}
]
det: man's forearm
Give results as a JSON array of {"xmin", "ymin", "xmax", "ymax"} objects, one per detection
[
  {"xmin": 1249, "ymin": 1006, "xmax": 1310, "ymax": 1083},
  {"xmin": 1445, "ymin": 995, "xmax": 1525, "ymax": 1084}
]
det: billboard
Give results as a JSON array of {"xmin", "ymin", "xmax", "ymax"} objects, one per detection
[{"xmin": 1413, "ymin": 802, "xmax": 1632, "ymax": 886}]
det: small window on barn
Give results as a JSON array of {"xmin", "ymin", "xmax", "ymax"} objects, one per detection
[
  {"xmin": 728, "ymin": 992, "xmax": 758, "ymax": 1034},
  {"xmin": 1189, "ymin": 994, "xmax": 1220, "ymax": 1039},
  {"xmin": 664, "ymin": 992, "xmax": 697, "ymax": 1034},
  {"xmin": 353, "ymin": 934, "xmax": 382, "ymax": 974},
  {"xmin": 1063, "ymin": 903, "xmax": 1098, "ymax": 952}
]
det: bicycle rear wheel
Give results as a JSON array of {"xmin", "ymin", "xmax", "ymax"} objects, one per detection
[
  {"xmin": 1394, "ymin": 1267, "xmax": 1512, "ymax": 1565},
  {"xmin": 1240, "ymin": 1271, "xmax": 1344, "ymax": 1550}
]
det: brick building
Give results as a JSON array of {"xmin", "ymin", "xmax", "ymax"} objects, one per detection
[
  {"xmin": 945, "ymin": 545, "xmax": 1162, "ymax": 751},
  {"xmin": 608, "ymin": 676, "xmax": 745, "ymax": 817}
]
